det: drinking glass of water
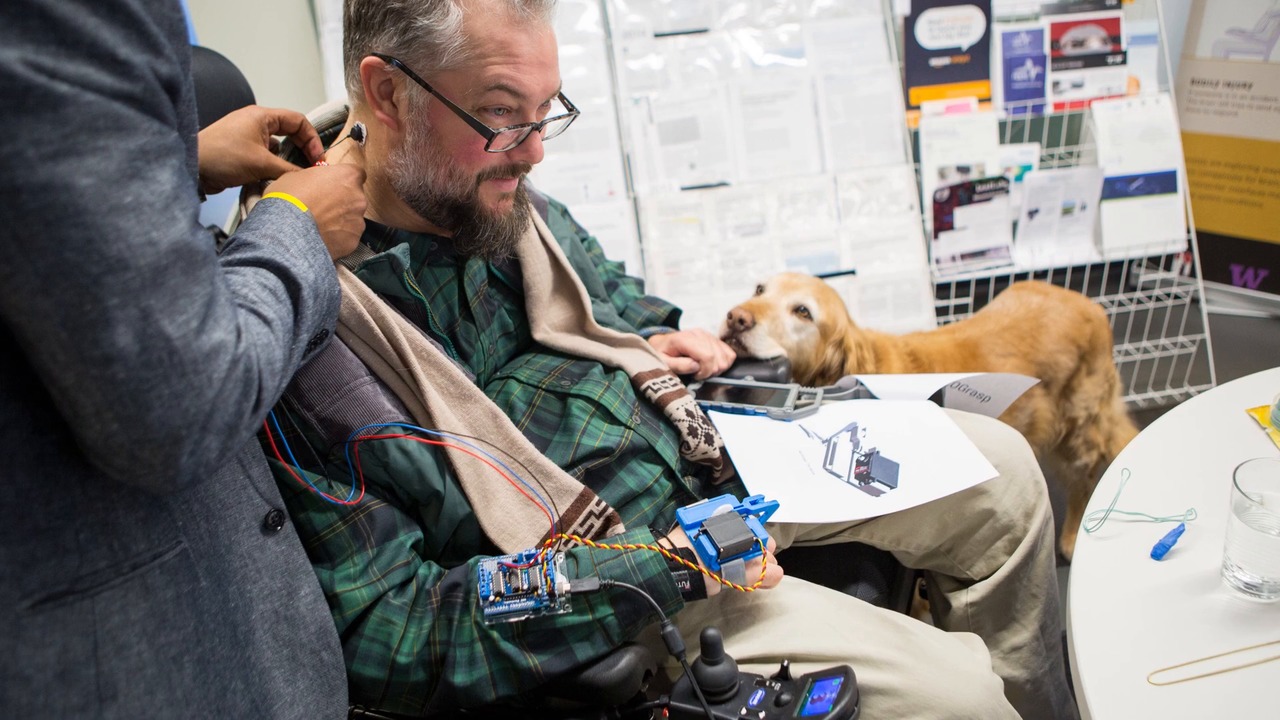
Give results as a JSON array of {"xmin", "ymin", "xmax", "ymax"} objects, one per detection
[{"xmin": 1222, "ymin": 457, "xmax": 1280, "ymax": 600}]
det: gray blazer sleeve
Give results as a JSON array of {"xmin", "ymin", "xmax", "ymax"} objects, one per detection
[{"xmin": 0, "ymin": 0, "xmax": 340, "ymax": 493}]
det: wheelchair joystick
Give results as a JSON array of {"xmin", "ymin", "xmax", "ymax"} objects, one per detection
[
  {"xmin": 668, "ymin": 626, "xmax": 861, "ymax": 720},
  {"xmin": 692, "ymin": 627, "xmax": 740, "ymax": 703}
]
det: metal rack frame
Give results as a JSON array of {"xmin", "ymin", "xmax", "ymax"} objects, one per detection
[{"xmin": 914, "ymin": 0, "xmax": 1216, "ymax": 408}]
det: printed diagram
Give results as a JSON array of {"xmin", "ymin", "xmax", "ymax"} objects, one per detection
[
  {"xmin": 1211, "ymin": 8, "xmax": 1280, "ymax": 62},
  {"xmin": 800, "ymin": 421, "xmax": 901, "ymax": 497}
]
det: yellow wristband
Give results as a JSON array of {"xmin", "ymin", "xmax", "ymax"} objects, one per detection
[{"xmin": 261, "ymin": 191, "xmax": 309, "ymax": 213}]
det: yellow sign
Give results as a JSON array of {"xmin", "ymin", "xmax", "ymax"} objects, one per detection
[{"xmin": 1183, "ymin": 131, "xmax": 1280, "ymax": 245}]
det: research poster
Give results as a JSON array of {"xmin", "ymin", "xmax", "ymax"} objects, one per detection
[{"xmin": 1177, "ymin": 0, "xmax": 1280, "ymax": 296}]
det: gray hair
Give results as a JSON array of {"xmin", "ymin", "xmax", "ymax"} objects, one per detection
[{"xmin": 343, "ymin": 0, "xmax": 557, "ymax": 100}]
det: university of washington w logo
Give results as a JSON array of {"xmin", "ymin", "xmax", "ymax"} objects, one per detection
[{"xmin": 1229, "ymin": 263, "xmax": 1271, "ymax": 290}]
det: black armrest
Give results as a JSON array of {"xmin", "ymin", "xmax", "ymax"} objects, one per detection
[
  {"xmin": 349, "ymin": 643, "xmax": 657, "ymax": 719},
  {"xmin": 538, "ymin": 642, "xmax": 657, "ymax": 708}
]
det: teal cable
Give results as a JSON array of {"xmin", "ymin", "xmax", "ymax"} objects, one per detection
[{"xmin": 1082, "ymin": 468, "xmax": 1198, "ymax": 535}]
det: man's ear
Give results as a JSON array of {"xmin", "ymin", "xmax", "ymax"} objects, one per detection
[{"xmin": 359, "ymin": 55, "xmax": 406, "ymax": 133}]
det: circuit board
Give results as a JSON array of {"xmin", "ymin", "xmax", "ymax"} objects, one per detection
[{"xmin": 478, "ymin": 549, "xmax": 571, "ymax": 624}]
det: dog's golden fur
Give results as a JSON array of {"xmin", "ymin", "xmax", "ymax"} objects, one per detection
[{"xmin": 721, "ymin": 272, "xmax": 1138, "ymax": 560}]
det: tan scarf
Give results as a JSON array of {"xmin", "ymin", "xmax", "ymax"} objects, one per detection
[{"xmin": 334, "ymin": 207, "xmax": 729, "ymax": 553}]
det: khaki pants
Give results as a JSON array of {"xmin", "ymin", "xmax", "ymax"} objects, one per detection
[{"xmin": 649, "ymin": 410, "xmax": 1078, "ymax": 720}]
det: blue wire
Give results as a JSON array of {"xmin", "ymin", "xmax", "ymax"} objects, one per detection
[
  {"xmin": 342, "ymin": 421, "xmax": 556, "ymax": 521},
  {"xmin": 268, "ymin": 410, "xmax": 359, "ymax": 504}
]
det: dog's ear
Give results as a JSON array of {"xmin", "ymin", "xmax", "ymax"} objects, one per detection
[
  {"xmin": 794, "ymin": 303, "xmax": 859, "ymax": 386},
  {"xmin": 806, "ymin": 335, "xmax": 850, "ymax": 387},
  {"xmin": 815, "ymin": 309, "xmax": 879, "ymax": 385},
  {"xmin": 841, "ymin": 326, "xmax": 877, "ymax": 376}
]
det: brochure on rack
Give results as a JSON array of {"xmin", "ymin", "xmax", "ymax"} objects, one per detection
[
  {"xmin": 1013, "ymin": 165, "xmax": 1103, "ymax": 266},
  {"xmin": 1046, "ymin": 10, "xmax": 1127, "ymax": 111},
  {"xmin": 993, "ymin": 23, "xmax": 1048, "ymax": 115},
  {"xmin": 931, "ymin": 176, "xmax": 1015, "ymax": 276},
  {"xmin": 918, "ymin": 108, "xmax": 1002, "ymax": 237},
  {"xmin": 1089, "ymin": 93, "xmax": 1188, "ymax": 255},
  {"xmin": 999, "ymin": 141, "xmax": 1041, "ymax": 217},
  {"xmin": 904, "ymin": 0, "xmax": 994, "ymax": 109}
]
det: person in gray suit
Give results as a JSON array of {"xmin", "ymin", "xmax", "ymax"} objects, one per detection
[{"xmin": 0, "ymin": 0, "xmax": 367, "ymax": 716}]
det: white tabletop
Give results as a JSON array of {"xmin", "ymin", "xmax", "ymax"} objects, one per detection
[{"xmin": 1067, "ymin": 367, "xmax": 1280, "ymax": 719}]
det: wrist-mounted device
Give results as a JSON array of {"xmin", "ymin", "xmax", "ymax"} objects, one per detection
[{"xmin": 675, "ymin": 494, "xmax": 779, "ymax": 587}]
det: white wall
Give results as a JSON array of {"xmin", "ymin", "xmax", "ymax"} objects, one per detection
[
  {"xmin": 1162, "ymin": 0, "xmax": 1192, "ymax": 69},
  {"xmin": 186, "ymin": 0, "xmax": 327, "ymax": 114}
]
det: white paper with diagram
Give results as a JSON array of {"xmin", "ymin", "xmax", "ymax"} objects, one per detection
[{"xmin": 710, "ymin": 400, "xmax": 997, "ymax": 523}]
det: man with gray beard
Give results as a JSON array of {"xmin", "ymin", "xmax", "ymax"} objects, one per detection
[
  {"xmin": 383, "ymin": 84, "xmax": 537, "ymax": 262},
  {"xmin": 264, "ymin": 0, "xmax": 1077, "ymax": 718}
]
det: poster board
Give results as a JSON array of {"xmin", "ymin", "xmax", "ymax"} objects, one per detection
[{"xmin": 1176, "ymin": 0, "xmax": 1280, "ymax": 300}]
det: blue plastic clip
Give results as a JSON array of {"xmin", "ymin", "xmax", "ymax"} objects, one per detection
[
  {"xmin": 674, "ymin": 494, "xmax": 779, "ymax": 573},
  {"xmin": 1150, "ymin": 522, "xmax": 1186, "ymax": 561}
]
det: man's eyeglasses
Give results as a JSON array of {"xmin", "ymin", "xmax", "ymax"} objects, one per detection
[{"xmin": 372, "ymin": 52, "xmax": 579, "ymax": 153}]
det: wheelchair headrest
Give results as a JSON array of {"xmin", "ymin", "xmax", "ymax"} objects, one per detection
[{"xmin": 191, "ymin": 45, "xmax": 255, "ymax": 131}]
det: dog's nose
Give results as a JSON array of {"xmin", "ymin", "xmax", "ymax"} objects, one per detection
[{"xmin": 727, "ymin": 307, "xmax": 755, "ymax": 332}]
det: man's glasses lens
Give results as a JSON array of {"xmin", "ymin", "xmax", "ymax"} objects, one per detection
[
  {"xmin": 541, "ymin": 113, "xmax": 576, "ymax": 141},
  {"xmin": 489, "ymin": 112, "xmax": 577, "ymax": 152}
]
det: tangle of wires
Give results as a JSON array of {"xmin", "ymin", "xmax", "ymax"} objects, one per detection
[
  {"xmin": 262, "ymin": 407, "xmax": 770, "ymax": 718},
  {"xmin": 263, "ymin": 408, "xmax": 771, "ymax": 593}
]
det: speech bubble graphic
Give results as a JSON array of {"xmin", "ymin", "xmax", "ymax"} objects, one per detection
[{"xmin": 914, "ymin": 5, "xmax": 987, "ymax": 53}]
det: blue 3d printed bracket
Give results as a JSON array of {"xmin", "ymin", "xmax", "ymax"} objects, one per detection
[{"xmin": 675, "ymin": 494, "xmax": 779, "ymax": 585}]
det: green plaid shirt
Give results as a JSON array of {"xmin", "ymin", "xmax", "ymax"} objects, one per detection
[{"xmin": 266, "ymin": 195, "xmax": 741, "ymax": 714}]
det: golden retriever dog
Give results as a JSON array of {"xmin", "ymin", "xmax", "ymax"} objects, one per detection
[{"xmin": 721, "ymin": 272, "xmax": 1138, "ymax": 560}]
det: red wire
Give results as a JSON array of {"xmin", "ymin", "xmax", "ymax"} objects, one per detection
[
  {"xmin": 262, "ymin": 420, "xmax": 365, "ymax": 506},
  {"xmin": 350, "ymin": 433, "xmax": 557, "ymax": 540},
  {"xmin": 263, "ymin": 424, "xmax": 555, "ymax": 559}
]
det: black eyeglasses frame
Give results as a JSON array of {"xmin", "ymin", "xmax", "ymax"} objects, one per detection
[{"xmin": 371, "ymin": 52, "xmax": 579, "ymax": 153}]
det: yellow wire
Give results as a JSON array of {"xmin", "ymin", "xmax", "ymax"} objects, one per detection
[{"xmin": 541, "ymin": 532, "xmax": 769, "ymax": 593}]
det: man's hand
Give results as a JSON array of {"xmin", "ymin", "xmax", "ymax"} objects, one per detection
[
  {"xmin": 266, "ymin": 164, "xmax": 367, "ymax": 260},
  {"xmin": 197, "ymin": 105, "xmax": 327, "ymax": 195},
  {"xmin": 648, "ymin": 329, "xmax": 736, "ymax": 381},
  {"xmin": 665, "ymin": 526, "xmax": 783, "ymax": 598}
]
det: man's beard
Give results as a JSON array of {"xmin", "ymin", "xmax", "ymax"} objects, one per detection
[{"xmin": 388, "ymin": 116, "xmax": 533, "ymax": 262}]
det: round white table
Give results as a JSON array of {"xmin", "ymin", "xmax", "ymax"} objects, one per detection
[{"xmin": 1067, "ymin": 367, "xmax": 1280, "ymax": 719}]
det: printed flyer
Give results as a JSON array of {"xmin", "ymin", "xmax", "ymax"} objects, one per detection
[
  {"xmin": 931, "ymin": 176, "xmax": 1014, "ymax": 275},
  {"xmin": 904, "ymin": 0, "xmax": 994, "ymax": 110},
  {"xmin": 995, "ymin": 24, "xmax": 1047, "ymax": 115},
  {"xmin": 1046, "ymin": 11, "xmax": 1127, "ymax": 111}
]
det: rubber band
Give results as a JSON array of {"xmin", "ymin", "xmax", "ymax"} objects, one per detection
[
  {"xmin": 1148, "ymin": 639, "xmax": 1280, "ymax": 686},
  {"xmin": 261, "ymin": 191, "xmax": 309, "ymax": 213}
]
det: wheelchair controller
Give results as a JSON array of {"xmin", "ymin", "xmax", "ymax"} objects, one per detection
[
  {"xmin": 670, "ymin": 495, "xmax": 859, "ymax": 720},
  {"xmin": 669, "ymin": 626, "xmax": 860, "ymax": 720}
]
